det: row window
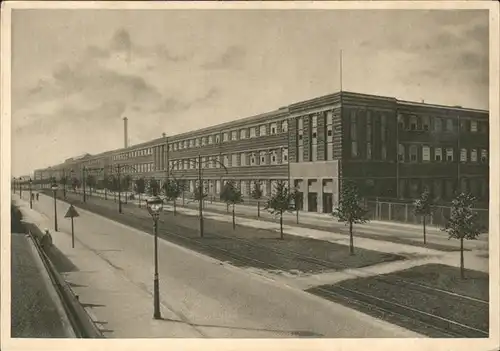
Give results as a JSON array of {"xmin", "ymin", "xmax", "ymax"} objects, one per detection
[
  {"xmin": 398, "ymin": 145, "xmax": 488, "ymax": 163},
  {"xmin": 169, "ymin": 148, "xmax": 289, "ymax": 170},
  {"xmin": 168, "ymin": 120, "xmax": 289, "ymax": 151},
  {"xmin": 398, "ymin": 114, "xmax": 488, "ymax": 133},
  {"xmin": 113, "ymin": 148, "xmax": 153, "ymax": 161}
]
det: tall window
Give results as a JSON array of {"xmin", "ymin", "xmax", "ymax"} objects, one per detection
[
  {"xmin": 259, "ymin": 125, "xmax": 267, "ymax": 136},
  {"xmin": 259, "ymin": 151, "xmax": 267, "ymax": 165},
  {"xmin": 201, "ymin": 137, "xmax": 206, "ymax": 146},
  {"xmin": 298, "ymin": 117, "xmax": 304, "ymax": 162},
  {"xmin": 410, "ymin": 145, "xmax": 418, "ymax": 162},
  {"xmin": 195, "ymin": 138, "xmax": 200, "ymax": 147},
  {"xmin": 398, "ymin": 144, "xmax": 405, "ymax": 162},
  {"xmin": 311, "ymin": 115, "xmax": 318, "ymax": 161},
  {"xmin": 231, "ymin": 131, "xmax": 238, "ymax": 141},
  {"xmin": 410, "ymin": 115, "xmax": 418, "ymax": 131},
  {"xmin": 326, "ymin": 112, "xmax": 334, "ymax": 161},
  {"xmin": 215, "ymin": 135, "xmax": 220, "ymax": 143},
  {"xmin": 434, "ymin": 147, "xmax": 442, "ymax": 161},
  {"xmin": 350, "ymin": 111, "xmax": 357, "ymax": 158},
  {"xmin": 240, "ymin": 129, "xmax": 247, "ymax": 139},
  {"xmin": 231, "ymin": 154, "xmax": 238, "ymax": 167},
  {"xmin": 250, "ymin": 153, "xmax": 257, "ymax": 165},
  {"xmin": 422, "ymin": 116, "xmax": 430, "ymax": 131},
  {"xmin": 470, "ymin": 120, "xmax": 478, "ymax": 132},
  {"xmin": 381, "ymin": 145, "xmax": 387, "ymax": 160},
  {"xmin": 270, "ymin": 150, "xmax": 278, "ymax": 164},
  {"xmin": 250, "ymin": 127, "xmax": 256, "ymax": 138},
  {"xmin": 446, "ymin": 148, "xmax": 454, "ymax": 162},
  {"xmin": 223, "ymin": 132, "xmax": 229, "ymax": 142},
  {"xmin": 282, "ymin": 120, "xmax": 288, "ymax": 133},
  {"xmin": 208, "ymin": 136, "xmax": 213, "ymax": 144},
  {"xmin": 481, "ymin": 149, "xmax": 488, "ymax": 163},
  {"xmin": 434, "ymin": 118, "xmax": 442, "ymax": 132},
  {"xmin": 422, "ymin": 146, "xmax": 431, "ymax": 161},
  {"xmin": 460, "ymin": 148, "xmax": 467, "ymax": 162},
  {"xmin": 240, "ymin": 153, "xmax": 247, "ymax": 166},
  {"xmin": 398, "ymin": 114, "xmax": 405, "ymax": 130},
  {"xmin": 471, "ymin": 149, "xmax": 478, "ymax": 162},
  {"xmin": 270, "ymin": 123, "xmax": 277, "ymax": 135},
  {"xmin": 282, "ymin": 147, "xmax": 288, "ymax": 163},
  {"xmin": 446, "ymin": 119, "xmax": 454, "ymax": 132},
  {"xmin": 366, "ymin": 113, "xmax": 372, "ymax": 160}
]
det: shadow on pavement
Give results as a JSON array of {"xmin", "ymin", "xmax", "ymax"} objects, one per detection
[{"xmin": 45, "ymin": 245, "xmax": 80, "ymax": 273}]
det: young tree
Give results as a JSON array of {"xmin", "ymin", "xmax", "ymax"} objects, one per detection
[
  {"xmin": 413, "ymin": 189, "xmax": 433, "ymax": 244},
  {"xmin": 251, "ymin": 180, "xmax": 263, "ymax": 218},
  {"xmin": 135, "ymin": 177, "xmax": 146, "ymax": 208},
  {"xmin": 220, "ymin": 180, "xmax": 243, "ymax": 230},
  {"xmin": 442, "ymin": 193, "xmax": 482, "ymax": 279},
  {"xmin": 71, "ymin": 177, "xmax": 80, "ymax": 193},
  {"xmin": 332, "ymin": 181, "xmax": 369, "ymax": 255},
  {"xmin": 110, "ymin": 175, "xmax": 119, "ymax": 202},
  {"xmin": 264, "ymin": 180, "xmax": 294, "ymax": 239},
  {"xmin": 86, "ymin": 174, "xmax": 96, "ymax": 196},
  {"xmin": 163, "ymin": 179, "xmax": 182, "ymax": 215}
]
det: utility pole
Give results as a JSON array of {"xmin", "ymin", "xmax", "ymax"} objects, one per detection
[
  {"xmin": 118, "ymin": 164, "xmax": 122, "ymax": 214},
  {"xmin": 198, "ymin": 155, "xmax": 204, "ymax": 238},
  {"xmin": 82, "ymin": 166, "xmax": 87, "ymax": 203}
]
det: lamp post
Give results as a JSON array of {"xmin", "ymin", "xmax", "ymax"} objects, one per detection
[
  {"xmin": 29, "ymin": 178, "xmax": 33, "ymax": 209},
  {"xmin": 146, "ymin": 195, "xmax": 164, "ymax": 320},
  {"xmin": 19, "ymin": 178, "xmax": 23, "ymax": 198},
  {"xmin": 51, "ymin": 182, "xmax": 59, "ymax": 232}
]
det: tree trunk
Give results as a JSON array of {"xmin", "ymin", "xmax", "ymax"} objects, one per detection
[
  {"xmin": 423, "ymin": 215, "xmax": 426, "ymax": 244},
  {"xmin": 232, "ymin": 204, "xmax": 235, "ymax": 230},
  {"xmin": 227, "ymin": 203, "xmax": 229, "ymax": 213},
  {"xmin": 138, "ymin": 193, "xmax": 141, "ymax": 208},
  {"xmin": 296, "ymin": 210, "xmax": 299, "ymax": 224},
  {"xmin": 460, "ymin": 237, "xmax": 465, "ymax": 279},
  {"xmin": 173, "ymin": 199, "xmax": 176, "ymax": 216},
  {"xmin": 349, "ymin": 221, "xmax": 354, "ymax": 255},
  {"xmin": 257, "ymin": 201, "xmax": 260, "ymax": 218},
  {"xmin": 280, "ymin": 211, "xmax": 284, "ymax": 240}
]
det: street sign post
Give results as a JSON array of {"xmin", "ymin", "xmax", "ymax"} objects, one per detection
[{"xmin": 64, "ymin": 204, "xmax": 80, "ymax": 248}]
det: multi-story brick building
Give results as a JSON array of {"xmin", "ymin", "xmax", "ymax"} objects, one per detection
[{"xmin": 32, "ymin": 91, "xmax": 489, "ymax": 213}]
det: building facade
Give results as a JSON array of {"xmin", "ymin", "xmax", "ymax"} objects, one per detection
[{"xmin": 32, "ymin": 91, "xmax": 489, "ymax": 213}]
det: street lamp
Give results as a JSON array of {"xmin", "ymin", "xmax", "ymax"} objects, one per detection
[
  {"xmin": 29, "ymin": 178, "xmax": 33, "ymax": 209},
  {"xmin": 51, "ymin": 182, "xmax": 59, "ymax": 232},
  {"xmin": 146, "ymin": 195, "xmax": 164, "ymax": 320}
]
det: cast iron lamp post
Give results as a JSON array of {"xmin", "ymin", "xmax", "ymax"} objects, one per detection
[
  {"xmin": 51, "ymin": 182, "xmax": 59, "ymax": 232},
  {"xmin": 146, "ymin": 195, "xmax": 164, "ymax": 320}
]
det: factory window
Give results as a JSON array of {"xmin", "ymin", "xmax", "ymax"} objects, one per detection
[
  {"xmin": 350, "ymin": 113, "xmax": 357, "ymax": 140},
  {"xmin": 216, "ymin": 155, "xmax": 221, "ymax": 168},
  {"xmin": 201, "ymin": 137, "xmax": 206, "ymax": 146},
  {"xmin": 270, "ymin": 123, "xmax": 277, "ymax": 135},
  {"xmin": 250, "ymin": 153, "xmax": 257, "ymax": 166},
  {"xmin": 381, "ymin": 145, "xmax": 387, "ymax": 160},
  {"xmin": 410, "ymin": 145, "xmax": 418, "ymax": 162},
  {"xmin": 422, "ymin": 146, "xmax": 431, "ymax": 161},
  {"xmin": 397, "ymin": 113, "xmax": 405, "ymax": 130},
  {"xmin": 260, "ymin": 151, "xmax": 267, "ymax": 165},
  {"xmin": 460, "ymin": 148, "xmax": 468, "ymax": 162},
  {"xmin": 282, "ymin": 148, "xmax": 288, "ymax": 162},
  {"xmin": 250, "ymin": 127, "xmax": 256, "ymax": 138},
  {"xmin": 422, "ymin": 116, "xmax": 430, "ymax": 131},
  {"xmin": 446, "ymin": 148, "xmax": 454, "ymax": 162},
  {"xmin": 240, "ymin": 129, "xmax": 247, "ymax": 139},
  {"xmin": 201, "ymin": 157, "xmax": 207, "ymax": 168},
  {"xmin": 240, "ymin": 153, "xmax": 247, "ymax": 166},
  {"xmin": 195, "ymin": 138, "xmax": 200, "ymax": 147},
  {"xmin": 231, "ymin": 154, "xmax": 238, "ymax": 167},
  {"xmin": 446, "ymin": 119, "xmax": 454, "ymax": 132},
  {"xmin": 351, "ymin": 141, "xmax": 358, "ymax": 158},
  {"xmin": 270, "ymin": 150, "xmax": 278, "ymax": 164},
  {"xmin": 471, "ymin": 149, "xmax": 478, "ymax": 162},
  {"xmin": 470, "ymin": 120, "xmax": 478, "ymax": 132},
  {"xmin": 184, "ymin": 140, "xmax": 188, "ymax": 149},
  {"xmin": 298, "ymin": 117, "xmax": 304, "ymax": 130},
  {"xmin": 481, "ymin": 149, "xmax": 488, "ymax": 163},
  {"xmin": 398, "ymin": 144, "xmax": 405, "ymax": 162},
  {"xmin": 312, "ymin": 115, "xmax": 318, "ymax": 128},
  {"xmin": 434, "ymin": 118, "xmax": 442, "ymax": 132},
  {"xmin": 223, "ymin": 132, "xmax": 229, "ymax": 142},
  {"xmin": 259, "ymin": 125, "xmax": 267, "ymax": 136},
  {"xmin": 282, "ymin": 120, "xmax": 288, "ymax": 133},
  {"xmin": 208, "ymin": 136, "xmax": 213, "ymax": 144},
  {"xmin": 231, "ymin": 131, "xmax": 238, "ymax": 141},
  {"xmin": 223, "ymin": 155, "xmax": 229, "ymax": 167},
  {"xmin": 434, "ymin": 147, "xmax": 442, "ymax": 162},
  {"xmin": 366, "ymin": 143, "xmax": 372, "ymax": 160},
  {"xmin": 215, "ymin": 135, "xmax": 220, "ymax": 144},
  {"xmin": 189, "ymin": 139, "xmax": 194, "ymax": 148},
  {"xmin": 410, "ymin": 116, "xmax": 418, "ymax": 131},
  {"xmin": 326, "ymin": 111, "xmax": 333, "ymax": 125}
]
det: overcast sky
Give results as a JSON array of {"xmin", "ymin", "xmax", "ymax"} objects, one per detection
[{"xmin": 11, "ymin": 8, "xmax": 489, "ymax": 177}]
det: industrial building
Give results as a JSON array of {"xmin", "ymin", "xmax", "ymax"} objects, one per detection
[{"xmin": 32, "ymin": 91, "xmax": 490, "ymax": 213}]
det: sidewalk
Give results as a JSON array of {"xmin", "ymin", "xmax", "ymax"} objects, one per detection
[{"xmin": 14, "ymin": 195, "xmax": 422, "ymax": 338}]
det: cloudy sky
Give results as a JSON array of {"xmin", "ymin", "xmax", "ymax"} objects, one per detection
[{"xmin": 11, "ymin": 8, "xmax": 489, "ymax": 177}]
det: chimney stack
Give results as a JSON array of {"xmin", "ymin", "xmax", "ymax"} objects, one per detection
[{"xmin": 123, "ymin": 117, "xmax": 128, "ymax": 148}]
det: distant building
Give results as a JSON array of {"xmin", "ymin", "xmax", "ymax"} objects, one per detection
[{"xmin": 33, "ymin": 91, "xmax": 489, "ymax": 213}]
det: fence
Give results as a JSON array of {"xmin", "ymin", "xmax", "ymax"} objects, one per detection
[{"xmin": 366, "ymin": 200, "xmax": 489, "ymax": 231}]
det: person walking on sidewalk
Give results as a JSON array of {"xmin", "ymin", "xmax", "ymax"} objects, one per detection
[{"xmin": 36, "ymin": 193, "xmax": 39, "ymax": 201}]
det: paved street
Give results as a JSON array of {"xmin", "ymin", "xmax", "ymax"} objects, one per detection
[
  {"xmin": 15, "ymin": 193, "xmax": 422, "ymax": 338},
  {"xmin": 11, "ymin": 205, "xmax": 75, "ymax": 338}
]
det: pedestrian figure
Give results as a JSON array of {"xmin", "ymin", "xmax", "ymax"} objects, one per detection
[
  {"xmin": 41, "ymin": 228, "xmax": 53, "ymax": 250},
  {"xmin": 36, "ymin": 193, "xmax": 39, "ymax": 201}
]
